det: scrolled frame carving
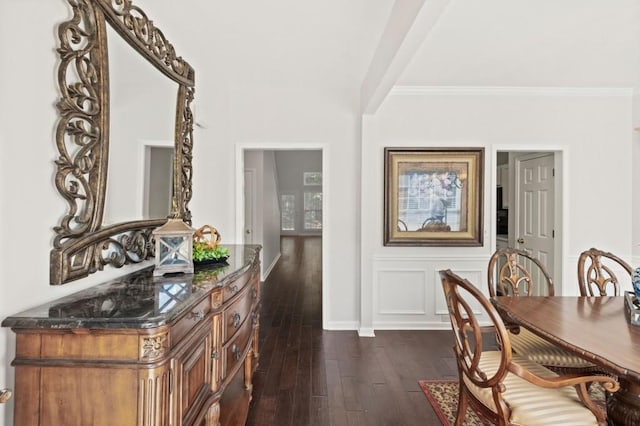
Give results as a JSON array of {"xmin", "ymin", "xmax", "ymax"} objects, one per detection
[{"xmin": 51, "ymin": 0, "xmax": 195, "ymax": 285}]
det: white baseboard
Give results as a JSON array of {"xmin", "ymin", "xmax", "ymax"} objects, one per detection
[
  {"xmin": 373, "ymin": 322, "xmax": 453, "ymax": 330},
  {"xmin": 357, "ymin": 327, "xmax": 376, "ymax": 337},
  {"xmin": 323, "ymin": 320, "xmax": 359, "ymax": 331},
  {"xmin": 261, "ymin": 252, "xmax": 281, "ymax": 281},
  {"xmin": 324, "ymin": 322, "xmax": 466, "ymax": 333}
]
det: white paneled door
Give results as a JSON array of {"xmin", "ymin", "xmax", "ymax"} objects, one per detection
[
  {"xmin": 244, "ymin": 169, "xmax": 255, "ymax": 244},
  {"xmin": 516, "ymin": 154, "xmax": 554, "ymax": 295}
]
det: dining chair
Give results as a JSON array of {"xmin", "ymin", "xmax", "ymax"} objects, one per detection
[
  {"xmin": 487, "ymin": 247, "xmax": 596, "ymax": 374},
  {"xmin": 577, "ymin": 247, "xmax": 633, "ymax": 296},
  {"xmin": 487, "ymin": 247, "xmax": 554, "ymax": 297},
  {"xmin": 439, "ymin": 269, "xmax": 618, "ymax": 426}
]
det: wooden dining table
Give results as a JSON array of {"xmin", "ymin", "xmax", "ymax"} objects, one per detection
[{"xmin": 492, "ymin": 295, "xmax": 640, "ymax": 426}]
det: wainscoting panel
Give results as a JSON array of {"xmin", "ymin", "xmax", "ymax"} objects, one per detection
[
  {"xmin": 372, "ymin": 255, "xmax": 488, "ymax": 329},
  {"xmin": 378, "ymin": 270, "xmax": 427, "ymax": 314},
  {"xmin": 433, "ymin": 268, "xmax": 484, "ymax": 316}
]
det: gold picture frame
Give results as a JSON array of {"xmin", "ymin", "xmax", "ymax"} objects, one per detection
[{"xmin": 384, "ymin": 148, "xmax": 484, "ymax": 246}]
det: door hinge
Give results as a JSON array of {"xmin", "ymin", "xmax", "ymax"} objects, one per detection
[
  {"xmin": 169, "ymin": 370, "xmax": 173, "ymax": 394},
  {"xmin": 552, "ymin": 229, "xmax": 555, "ymax": 238},
  {"xmin": 552, "ymin": 168, "xmax": 555, "ymax": 177}
]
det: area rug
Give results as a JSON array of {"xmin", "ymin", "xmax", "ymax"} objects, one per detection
[
  {"xmin": 419, "ymin": 380, "xmax": 483, "ymax": 426},
  {"xmin": 419, "ymin": 380, "xmax": 606, "ymax": 426}
]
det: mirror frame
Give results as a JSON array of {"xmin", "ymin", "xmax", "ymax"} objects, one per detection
[{"xmin": 51, "ymin": 0, "xmax": 195, "ymax": 285}]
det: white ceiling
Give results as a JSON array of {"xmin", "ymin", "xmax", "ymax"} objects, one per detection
[
  {"xmin": 139, "ymin": 0, "xmax": 638, "ymax": 91},
  {"xmin": 144, "ymin": 0, "xmax": 395, "ymax": 89},
  {"xmin": 397, "ymin": 0, "xmax": 640, "ymax": 88}
]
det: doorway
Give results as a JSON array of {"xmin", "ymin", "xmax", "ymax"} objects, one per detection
[
  {"xmin": 496, "ymin": 150, "xmax": 564, "ymax": 292},
  {"xmin": 142, "ymin": 145, "xmax": 174, "ymax": 219},
  {"xmin": 236, "ymin": 144, "xmax": 328, "ymax": 328}
]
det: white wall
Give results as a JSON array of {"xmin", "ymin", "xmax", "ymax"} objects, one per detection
[
  {"xmin": 633, "ymin": 92, "xmax": 640, "ymax": 265},
  {"xmin": 361, "ymin": 87, "xmax": 634, "ymax": 332},
  {"xmin": 244, "ymin": 151, "xmax": 283, "ymax": 279},
  {"xmin": 261, "ymin": 152, "xmax": 283, "ymax": 276}
]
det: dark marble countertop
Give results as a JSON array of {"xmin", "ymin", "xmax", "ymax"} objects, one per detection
[{"xmin": 2, "ymin": 245, "xmax": 261, "ymax": 330}]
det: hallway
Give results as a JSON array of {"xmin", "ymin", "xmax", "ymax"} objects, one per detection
[{"xmin": 246, "ymin": 236, "xmax": 455, "ymax": 425}]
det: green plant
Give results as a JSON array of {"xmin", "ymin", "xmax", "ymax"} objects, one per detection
[{"xmin": 193, "ymin": 243, "xmax": 229, "ymax": 262}]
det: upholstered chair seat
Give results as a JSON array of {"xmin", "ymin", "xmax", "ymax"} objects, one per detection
[
  {"xmin": 509, "ymin": 328, "xmax": 595, "ymax": 370},
  {"xmin": 465, "ymin": 351, "xmax": 600, "ymax": 425}
]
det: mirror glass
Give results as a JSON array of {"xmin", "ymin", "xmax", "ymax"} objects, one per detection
[{"xmin": 104, "ymin": 25, "xmax": 176, "ymax": 225}]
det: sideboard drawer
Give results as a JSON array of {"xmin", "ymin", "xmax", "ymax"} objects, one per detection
[
  {"xmin": 223, "ymin": 289, "xmax": 253, "ymax": 341},
  {"xmin": 223, "ymin": 266, "xmax": 259, "ymax": 303},
  {"xmin": 223, "ymin": 272, "xmax": 250, "ymax": 302},
  {"xmin": 171, "ymin": 297, "xmax": 211, "ymax": 346},
  {"xmin": 222, "ymin": 316, "xmax": 252, "ymax": 380}
]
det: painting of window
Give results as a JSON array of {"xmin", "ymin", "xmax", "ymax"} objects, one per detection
[
  {"xmin": 303, "ymin": 172, "xmax": 322, "ymax": 186},
  {"xmin": 397, "ymin": 170, "xmax": 462, "ymax": 231},
  {"xmin": 384, "ymin": 148, "xmax": 484, "ymax": 246},
  {"xmin": 304, "ymin": 192, "xmax": 322, "ymax": 230},
  {"xmin": 281, "ymin": 194, "xmax": 296, "ymax": 231}
]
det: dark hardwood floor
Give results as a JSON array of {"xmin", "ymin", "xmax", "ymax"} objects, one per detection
[{"xmin": 246, "ymin": 236, "xmax": 457, "ymax": 426}]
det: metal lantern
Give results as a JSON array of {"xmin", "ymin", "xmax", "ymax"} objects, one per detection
[{"xmin": 153, "ymin": 218, "xmax": 194, "ymax": 276}]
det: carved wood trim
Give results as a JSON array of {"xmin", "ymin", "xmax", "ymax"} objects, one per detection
[
  {"xmin": 138, "ymin": 367, "xmax": 170, "ymax": 425},
  {"xmin": 140, "ymin": 332, "xmax": 170, "ymax": 361}
]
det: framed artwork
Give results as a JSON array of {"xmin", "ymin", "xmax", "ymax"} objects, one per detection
[{"xmin": 384, "ymin": 147, "xmax": 484, "ymax": 246}]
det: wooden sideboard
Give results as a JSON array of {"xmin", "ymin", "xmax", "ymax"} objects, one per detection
[{"xmin": 2, "ymin": 245, "xmax": 261, "ymax": 426}]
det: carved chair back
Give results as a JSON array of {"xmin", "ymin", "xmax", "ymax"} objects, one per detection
[
  {"xmin": 577, "ymin": 248, "xmax": 632, "ymax": 296},
  {"xmin": 439, "ymin": 269, "xmax": 513, "ymax": 423},
  {"xmin": 487, "ymin": 247, "xmax": 554, "ymax": 298}
]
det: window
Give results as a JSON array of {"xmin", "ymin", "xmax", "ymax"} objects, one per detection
[
  {"xmin": 281, "ymin": 194, "xmax": 295, "ymax": 231},
  {"xmin": 303, "ymin": 172, "xmax": 322, "ymax": 186},
  {"xmin": 304, "ymin": 192, "xmax": 322, "ymax": 230}
]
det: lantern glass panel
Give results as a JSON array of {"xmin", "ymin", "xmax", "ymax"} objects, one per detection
[{"xmin": 158, "ymin": 237, "xmax": 190, "ymax": 265}]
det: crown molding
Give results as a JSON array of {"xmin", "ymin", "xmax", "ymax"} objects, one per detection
[{"xmin": 391, "ymin": 85, "xmax": 634, "ymax": 97}]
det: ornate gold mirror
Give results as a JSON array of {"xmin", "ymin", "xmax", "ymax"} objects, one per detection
[{"xmin": 50, "ymin": 0, "xmax": 195, "ymax": 285}]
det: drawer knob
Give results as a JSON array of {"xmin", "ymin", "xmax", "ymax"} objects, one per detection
[
  {"xmin": 232, "ymin": 344, "xmax": 242, "ymax": 361},
  {"xmin": 211, "ymin": 351, "xmax": 219, "ymax": 360},
  {"xmin": 230, "ymin": 285, "xmax": 239, "ymax": 295},
  {"xmin": 189, "ymin": 310, "xmax": 204, "ymax": 321},
  {"xmin": 252, "ymin": 312, "xmax": 259, "ymax": 326},
  {"xmin": 251, "ymin": 288, "xmax": 258, "ymax": 299},
  {"xmin": 232, "ymin": 312, "xmax": 241, "ymax": 328}
]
